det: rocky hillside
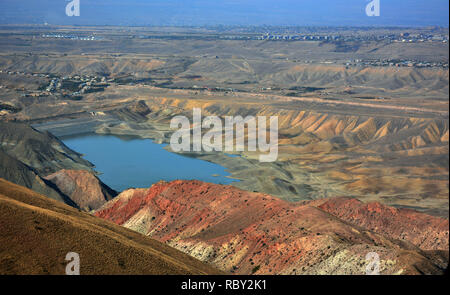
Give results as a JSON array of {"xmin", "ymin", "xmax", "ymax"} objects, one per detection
[
  {"xmin": 44, "ymin": 169, "xmax": 117, "ymax": 211},
  {"xmin": 0, "ymin": 178, "xmax": 222, "ymax": 275},
  {"xmin": 0, "ymin": 149, "xmax": 77, "ymax": 206},
  {"xmin": 311, "ymin": 197, "xmax": 449, "ymax": 251},
  {"xmin": 0, "ymin": 122, "xmax": 117, "ymax": 210},
  {"xmin": 95, "ymin": 180, "xmax": 449, "ymax": 275},
  {"xmin": 0, "ymin": 121, "xmax": 93, "ymax": 175}
]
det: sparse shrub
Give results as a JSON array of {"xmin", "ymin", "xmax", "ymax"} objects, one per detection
[{"xmin": 251, "ymin": 265, "xmax": 260, "ymax": 274}]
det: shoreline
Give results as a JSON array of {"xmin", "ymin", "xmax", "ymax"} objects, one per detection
[
  {"xmin": 32, "ymin": 115, "xmax": 311, "ymax": 203},
  {"xmin": 32, "ymin": 113, "xmax": 450, "ymax": 218},
  {"xmin": 36, "ymin": 117, "xmax": 245, "ymax": 184}
]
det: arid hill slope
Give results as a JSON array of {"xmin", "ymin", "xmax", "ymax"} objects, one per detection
[
  {"xmin": 94, "ymin": 94, "xmax": 449, "ymax": 216},
  {"xmin": 0, "ymin": 121, "xmax": 92, "ymax": 175},
  {"xmin": 0, "ymin": 178, "xmax": 223, "ymax": 275},
  {"xmin": 0, "ymin": 149, "xmax": 75, "ymax": 206},
  {"xmin": 95, "ymin": 180, "xmax": 449, "ymax": 275},
  {"xmin": 310, "ymin": 197, "xmax": 449, "ymax": 251},
  {"xmin": 0, "ymin": 122, "xmax": 118, "ymax": 210},
  {"xmin": 44, "ymin": 169, "xmax": 117, "ymax": 211}
]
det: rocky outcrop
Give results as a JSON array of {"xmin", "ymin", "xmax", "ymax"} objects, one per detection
[
  {"xmin": 44, "ymin": 169, "xmax": 117, "ymax": 211},
  {"xmin": 95, "ymin": 180, "xmax": 449, "ymax": 275},
  {"xmin": 108, "ymin": 100, "xmax": 151, "ymax": 122},
  {"xmin": 0, "ymin": 150, "xmax": 77, "ymax": 207},
  {"xmin": 0, "ymin": 121, "xmax": 93, "ymax": 175},
  {"xmin": 0, "ymin": 122, "xmax": 101, "ymax": 209}
]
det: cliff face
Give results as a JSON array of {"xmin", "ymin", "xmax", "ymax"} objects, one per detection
[
  {"xmin": 95, "ymin": 180, "xmax": 449, "ymax": 275},
  {"xmin": 44, "ymin": 169, "xmax": 117, "ymax": 211}
]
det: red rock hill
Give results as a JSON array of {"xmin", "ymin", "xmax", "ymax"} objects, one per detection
[{"xmin": 95, "ymin": 180, "xmax": 449, "ymax": 275}]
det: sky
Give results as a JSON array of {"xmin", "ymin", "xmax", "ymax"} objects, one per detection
[{"xmin": 0, "ymin": 0, "xmax": 448, "ymax": 27}]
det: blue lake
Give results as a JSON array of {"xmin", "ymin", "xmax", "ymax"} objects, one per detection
[{"xmin": 61, "ymin": 133, "xmax": 237, "ymax": 192}]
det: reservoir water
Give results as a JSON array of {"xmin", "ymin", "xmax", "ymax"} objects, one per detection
[{"xmin": 61, "ymin": 133, "xmax": 237, "ymax": 192}]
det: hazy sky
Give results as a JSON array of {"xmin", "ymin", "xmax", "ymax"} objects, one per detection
[{"xmin": 0, "ymin": 0, "xmax": 448, "ymax": 27}]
